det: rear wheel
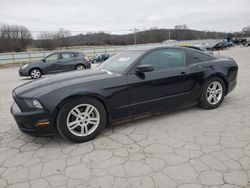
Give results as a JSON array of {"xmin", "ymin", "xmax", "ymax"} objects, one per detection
[
  {"xmin": 30, "ymin": 68, "xmax": 42, "ymax": 79},
  {"xmin": 198, "ymin": 77, "xmax": 226, "ymax": 109},
  {"xmin": 57, "ymin": 97, "xmax": 106, "ymax": 143},
  {"xmin": 75, "ymin": 64, "xmax": 85, "ymax": 70}
]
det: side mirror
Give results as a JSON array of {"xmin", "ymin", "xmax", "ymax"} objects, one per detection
[
  {"xmin": 41, "ymin": 58, "xmax": 46, "ymax": 62},
  {"xmin": 136, "ymin": 64, "xmax": 154, "ymax": 73}
]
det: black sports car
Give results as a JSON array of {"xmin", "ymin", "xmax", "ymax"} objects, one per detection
[
  {"xmin": 11, "ymin": 47, "xmax": 238, "ymax": 143},
  {"xmin": 19, "ymin": 51, "xmax": 91, "ymax": 79}
]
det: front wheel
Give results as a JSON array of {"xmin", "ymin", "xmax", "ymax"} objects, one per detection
[
  {"xmin": 30, "ymin": 68, "xmax": 42, "ymax": 79},
  {"xmin": 198, "ymin": 77, "xmax": 226, "ymax": 109},
  {"xmin": 57, "ymin": 97, "xmax": 106, "ymax": 143}
]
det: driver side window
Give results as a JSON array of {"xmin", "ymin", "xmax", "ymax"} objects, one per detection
[
  {"xmin": 46, "ymin": 54, "xmax": 58, "ymax": 62},
  {"xmin": 139, "ymin": 49, "xmax": 186, "ymax": 71}
]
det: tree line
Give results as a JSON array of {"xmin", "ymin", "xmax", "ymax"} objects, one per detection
[
  {"xmin": 0, "ymin": 24, "xmax": 72, "ymax": 52},
  {"xmin": 0, "ymin": 23, "xmax": 249, "ymax": 53},
  {"xmin": 0, "ymin": 24, "xmax": 32, "ymax": 52}
]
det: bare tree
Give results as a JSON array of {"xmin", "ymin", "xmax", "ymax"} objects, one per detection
[
  {"xmin": 174, "ymin": 24, "xmax": 189, "ymax": 30},
  {"xmin": 56, "ymin": 28, "xmax": 72, "ymax": 49},
  {"xmin": 36, "ymin": 31, "xmax": 57, "ymax": 50},
  {"xmin": 0, "ymin": 24, "xmax": 32, "ymax": 52}
]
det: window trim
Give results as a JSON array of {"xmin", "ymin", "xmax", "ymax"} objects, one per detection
[
  {"xmin": 45, "ymin": 53, "xmax": 59, "ymax": 62},
  {"xmin": 128, "ymin": 48, "xmax": 187, "ymax": 74}
]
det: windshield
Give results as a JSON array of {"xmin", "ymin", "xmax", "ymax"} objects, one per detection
[{"xmin": 97, "ymin": 51, "xmax": 143, "ymax": 74}]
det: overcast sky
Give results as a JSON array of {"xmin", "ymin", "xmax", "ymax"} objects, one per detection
[{"xmin": 0, "ymin": 0, "xmax": 250, "ymax": 35}]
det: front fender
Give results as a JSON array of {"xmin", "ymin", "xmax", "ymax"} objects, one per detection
[{"xmin": 38, "ymin": 85, "xmax": 111, "ymax": 126}]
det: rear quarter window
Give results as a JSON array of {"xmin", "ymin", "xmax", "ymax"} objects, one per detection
[{"xmin": 192, "ymin": 51, "xmax": 213, "ymax": 63}]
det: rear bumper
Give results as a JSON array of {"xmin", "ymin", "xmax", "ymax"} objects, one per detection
[
  {"xmin": 227, "ymin": 67, "xmax": 238, "ymax": 94},
  {"xmin": 11, "ymin": 102, "xmax": 55, "ymax": 136},
  {"xmin": 227, "ymin": 78, "xmax": 237, "ymax": 94},
  {"xmin": 85, "ymin": 61, "xmax": 92, "ymax": 68}
]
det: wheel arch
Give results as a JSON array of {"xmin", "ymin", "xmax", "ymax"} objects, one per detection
[
  {"xmin": 75, "ymin": 63, "xmax": 86, "ymax": 69},
  {"xmin": 204, "ymin": 73, "xmax": 229, "ymax": 95},
  {"xmin": 52, "ymin": 93, "xmax": 111, "ymax": 128}
]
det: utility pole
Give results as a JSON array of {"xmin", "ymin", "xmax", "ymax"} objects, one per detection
[
  {"xmin": 168, "ymin": 29, "xmax": 171, "ymax": 40},
  {"xmin": 130, "ymin": 28, "xmax": 139, "ymax": 45},
  {"xmin": 203, "ymin": 30, "xmax": 206, "ymax": 40}
]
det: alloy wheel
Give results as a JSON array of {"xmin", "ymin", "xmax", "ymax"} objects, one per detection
[
  {"xmin": 66, "ymin": 104, "xmax": 100, "ymax": 137},
  {"xmin": 206, "ymin": 81, "xmax": 223, "ymax": 105}
]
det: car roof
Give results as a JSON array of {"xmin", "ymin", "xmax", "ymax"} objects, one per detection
[
  {"xmin": 61, "ymin": 51, "xmax": 84, "ymax": 53},
  {"xmin": 125, "ymin": 46, "xmax": 193, "ymax": 53},
  {"xmin": 50, "ymin": 51, "xmax": 84, "ymax": 54},
  {"xmin": 47, "ymin": 51, "xmax": 85, "ymax": 57}
]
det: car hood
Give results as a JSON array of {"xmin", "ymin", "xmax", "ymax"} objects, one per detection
[
  {"xmin": 14, "ymin": 69, "xmax": 118, "ymax": 98},
  {"xmin": 22, "ymin": 60, "xmax": 42, "ymax": 68}
]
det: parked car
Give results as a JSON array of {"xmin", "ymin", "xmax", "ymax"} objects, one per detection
[
  {"xmin": 225, "ymin": 41, "xmax": 234, "ymax": 47},
  {"xmin": 88, "ymin": 54, "xmax": 110, "ymax": 63},
  {"xmin": 19, "ymin": 51, "xmax": 91, "ymax": 79},
  {"xmin": 11, "ymin": 47, "xmax": 238, "ymax": 143},
  {"xmin": 233, "ymin": 38, "xmax": 247, "ymax": 45},
  {"xmin": 244, "ymin": 40, "xmax": 250, "ymax": 47},
  {"xmin": 240, "ymin": 38, "xmax": 247, "ymax": 45},
  {"xmin": 212, "ymin": 42, "xmax": 227, "ymax": 51},
  {"xmin": 199, "ymin": 42, "xmax": 215, "ymax": 51},
  {"xmin": 182, "ymin": 45, "xmax": 213, "ymax": 55}
]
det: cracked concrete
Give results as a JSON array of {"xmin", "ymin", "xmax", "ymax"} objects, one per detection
[{"xmin": 0, "ymin": 46, "xmax": 250, "ymax": 187}]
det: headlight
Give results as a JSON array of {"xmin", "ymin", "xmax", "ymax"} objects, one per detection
[
  {"xmin": 24, "ymin": 99, "xmax": 43, "ymax": 109},
  {"xmin": 33, "ymin": 99, "xmax": 43, "ymax": 109},
  {"xmin": 21, "ymin": 64, "xmax": 29, "ymax": 69}
]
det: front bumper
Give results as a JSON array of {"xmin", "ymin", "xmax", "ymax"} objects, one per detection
[
  {"xmin": 19, "ymin": 68, "xmax": 29, "ymax": 77},
  {"xmin": 11, "ymin": 102, "xmax": 55, "ymax": 136}
]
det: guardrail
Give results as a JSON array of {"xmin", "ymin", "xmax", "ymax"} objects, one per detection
[{"xmin": 0, "ymin": 39, "xmax": 219, "ymax": 65}]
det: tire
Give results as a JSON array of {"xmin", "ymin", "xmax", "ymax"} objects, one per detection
[
  {"xmin": 198, "ymin": 77, "xmax": 226, "ymax": 109},
  {"xmin": 75, "ymin": 64, "xmax": 85, "ymax": 70},
  {"xmin": 93, "ymin": 60, "xmax": 97, "ymax": 64},
  {"xmin": 57, "ymin": 97, "xmax": 106, "ymax": 143},
  {"xmin": 30, "ymin": 68, "xmax": 42, "ymax": 79}
]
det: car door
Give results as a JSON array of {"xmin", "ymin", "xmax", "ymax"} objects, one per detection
[
  {"xmin": 126, "ymin": 48, "xmax": 195, "ymax": 115},
  {"xmin": 43, "ymin": 53, "xmax": 62, "ymax": 74},
  {"xmin": 59, "ymin": 52, "xmax": 75, "ymax": 71}
]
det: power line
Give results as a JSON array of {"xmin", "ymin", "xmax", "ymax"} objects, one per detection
[{"xmin": 0, "ymin": 29, "xmax": 134, "ymax": 33}]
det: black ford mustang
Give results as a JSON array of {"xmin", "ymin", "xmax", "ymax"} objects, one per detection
[{"xmin": 11, "ymin": 47, "xmax": 238, "ymax": 143}]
